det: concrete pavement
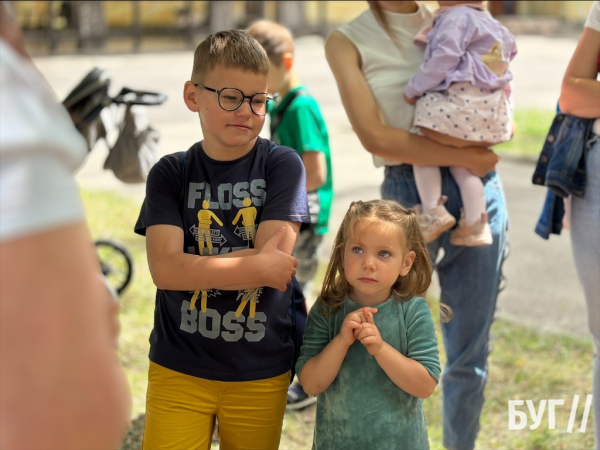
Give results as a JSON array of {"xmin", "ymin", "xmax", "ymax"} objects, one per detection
[{"xmin": 32, "ymin": 33, "xmax": 591, "ymax": 338}]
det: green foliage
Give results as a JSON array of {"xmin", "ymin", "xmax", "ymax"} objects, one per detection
[
  {"xmin": 81, "ymin": 190, "xmax": 153, "ymax": 418},
  {"xmin": 495, "ymin": 108, "xmax": 556, "ymax": 158}
]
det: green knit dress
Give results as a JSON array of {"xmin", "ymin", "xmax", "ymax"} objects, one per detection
[{"xmin": 296, "ymin": 295, "xmax": 441, "ymax": 450}]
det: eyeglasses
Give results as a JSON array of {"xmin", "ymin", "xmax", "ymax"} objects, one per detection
[{"xmin": 193, "ymin": 83, "xmax": 273, "ymax": 116}]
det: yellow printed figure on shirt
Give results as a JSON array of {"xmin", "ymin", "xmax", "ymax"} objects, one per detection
[
  {"xmin": 235, "ymin": 288, "xmax": 263, "ymax": 319},
  {"xmin": 232, "ymin": 197, "xmax": 258, "ymax": 247},
  {"xmin": 191, "ymin": 201, "xmax": 223, "ymax": 311},
  {"xmin": 232, "ymin": 197, "xmax": 260, "ymax": 316},
  {"xmin": 190, "ymin": 289, "xmax": 220, "ymax": 312},
  {"xmin": 197, "ymin": 200, "xmax": 223, "ymax": 256},
  {"xmin": 190, "ymin": 289, "xmax": 207, "ymax": 312}
]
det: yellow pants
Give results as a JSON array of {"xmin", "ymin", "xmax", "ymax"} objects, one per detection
[{"xmin": 142, "ymin": 362, "xmax": 289, "ymax": 450}]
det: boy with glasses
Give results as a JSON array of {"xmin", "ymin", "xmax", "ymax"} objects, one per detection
[
  {"xmin": 248, "ymin": 20, "xmax": 333, "ymax": 411},
  {"xmin": 134, "ymin": 30, "xmax": 310, "ymax": 449}
]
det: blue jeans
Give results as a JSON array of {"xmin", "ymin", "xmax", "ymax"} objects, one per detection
[
  {"xmin": 382, "ymin": 165, "xmax": 509, "ymax": 450},
  {"xmin": 571, "ymin": 137, "xmax": 600, "ymax": 450}
]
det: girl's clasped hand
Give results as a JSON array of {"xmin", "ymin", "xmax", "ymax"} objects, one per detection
[{"xmin": 342, "ymin": 307, "xmax": 382, "ymax": 355}]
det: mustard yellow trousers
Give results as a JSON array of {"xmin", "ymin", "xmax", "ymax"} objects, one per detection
[{"xmin": 142, "ymin": 361, "xmax": 289, "ymax": 450}]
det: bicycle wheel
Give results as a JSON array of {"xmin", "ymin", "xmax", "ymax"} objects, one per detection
[{"xmin": 95, "ymin": 240, "xmax": 133, "ymax": 295}]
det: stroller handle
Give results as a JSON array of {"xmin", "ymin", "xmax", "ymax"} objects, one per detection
[{"xmin": 112, "ymin": 87, "xmax": 167, "ymax": 106}]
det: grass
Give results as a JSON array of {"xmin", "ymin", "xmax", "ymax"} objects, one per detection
[
  {"xmin": 494, "ymin": 108, "xmax": 556, "ymax": 159},
  {"xmin": 82, "ymin": 189, "xmax": 595, "ymax": 450}
]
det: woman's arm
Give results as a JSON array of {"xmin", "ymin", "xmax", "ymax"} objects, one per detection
[
  {"xmin": 325, "ymin": 31, "xmax": 499, "ymax": 178},
  {"xmin": 0, "ymin": 222, "xmax": 131, "ymax": 449},
  {"xmin": 558, "ymin": 26, "xmax": 600, "ymax": 118}
]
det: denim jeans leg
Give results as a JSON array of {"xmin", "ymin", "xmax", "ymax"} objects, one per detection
[
  {"xmin": 293, "ymin": 228, "xmax": 324, "ymax": 295},
  {"xmin": 570, "ymin": 138, "xmax": 600, "ymax": 450},
  {"xmin": 438, "ymin": 171, "xmax": 508, "ymax": 450},
  {"xmin": 382, "ymin": 165, "xmax": 509, "ymax": 450}
]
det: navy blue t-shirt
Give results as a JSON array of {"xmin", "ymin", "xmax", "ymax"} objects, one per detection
[{"xmin": 135, "ymin": 137, "xmax": 310, "ymax": 381}]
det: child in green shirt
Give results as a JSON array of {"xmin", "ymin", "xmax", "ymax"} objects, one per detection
[
  {"xmin": 248, "ymin": 20, "xmax": 334, "ymax": 410},
  {"xmin": 297, "ymin": 200, "xmax": 441, "ymax": 450}
]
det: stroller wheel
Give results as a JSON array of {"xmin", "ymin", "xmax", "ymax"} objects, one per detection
[{"xmin": 95, "ymin": 239, "xmax": 133, "ymax": 295}]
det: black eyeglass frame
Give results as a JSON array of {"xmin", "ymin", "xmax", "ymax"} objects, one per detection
[{"xmin": 193, "ymin": 83, "xmax": 273, "ymax": 116}]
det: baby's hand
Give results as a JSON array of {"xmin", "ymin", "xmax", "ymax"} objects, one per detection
[
  {"xmin": 404, "ymin": 93, "xmax": 417, "ymax": 105},
  {"xmin": 355, "ymin": 307, "xmax": 384, "ymax": 356}
]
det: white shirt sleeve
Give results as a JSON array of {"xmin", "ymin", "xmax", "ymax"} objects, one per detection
[
  {"xmin": 585, "ymin": 1, "xmax": 600, "ymax": 32},
  {"xmin": 0, "ymin": 40, "xmax": 88, "ymax": 241}
]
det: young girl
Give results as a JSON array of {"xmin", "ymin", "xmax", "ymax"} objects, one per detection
[
  {"xmin": 403, "ymin": 0, "xmax": 517, "ymax": 246},
  {"xmin": 296, "ymin": 200, "xmax": 441, "ymax": 449}
]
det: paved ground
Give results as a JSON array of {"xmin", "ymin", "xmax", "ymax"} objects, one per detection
[{"xmin": 33, "ymin": 33, "xmax": 592, "ymax": 338}]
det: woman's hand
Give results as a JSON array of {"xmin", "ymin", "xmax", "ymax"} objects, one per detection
[
  {"xmin": 464, "ymin": 146, "xmax": 500, "ymax": 178},
  {"xmin": 404, "ymin": 93, "xmax": 418, "ymax": 105}
]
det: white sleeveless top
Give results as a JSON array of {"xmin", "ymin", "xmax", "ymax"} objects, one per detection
[
  {"xmin": 338, "ymin": 4, "xmax": 433, "ymax": 167},
  {"xmin": 0, "ymin": 41, "xmax": 87, "ymax": 241}
]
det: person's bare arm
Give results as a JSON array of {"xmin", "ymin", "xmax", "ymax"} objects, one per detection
[
  {"xmin": 299, "ymin": 309, "xmax": 373, "ymax": 396},
  {"xmin": 146, "ymin": 220, "xmax": 300, "ymax": 292},
  {"xmin": 368, "ymin": 342, "xmax": 437, "ymax": 398},
  {"xmin": 325, "ymin": 31, "xmax": 499, "ymax": 178},
  {"xmin": 252, "ymin": 218, "xmax": 300, "ymax": 254},
  {"xmin": 299, "ymin": 333, "xmax": 354, "ymax": 396},
  {"xmin": 356, "ymin": 309, "xmax": 436, "ymax": 398},
  {"xmin": 302, "ymin": 151, "xmax": 327, "ymax": 192},
  {"xmin": 0, "ymin": 222, "xmax": 131, "ymax": 450},
  {"xmin": 559, "ymin": 26, "xmax": 600, "ymax": 118}
]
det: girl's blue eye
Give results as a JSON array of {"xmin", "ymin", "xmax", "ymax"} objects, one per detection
[
  {"xmin": 379, "ymin": 250, "xmax": 391, "ymax": 257},
  {"xmin": 352, "ymin": 247, "xmax": 363, "ymax": 254}
]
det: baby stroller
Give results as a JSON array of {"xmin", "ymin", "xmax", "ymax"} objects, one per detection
[{"xmin": 63, "ymin": 67, "xmax": 167, "ymax": 295}]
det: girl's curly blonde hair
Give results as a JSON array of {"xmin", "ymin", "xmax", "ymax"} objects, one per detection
[{"xmin": 319, "ymin": 199, "xmax": 433, "ymax": 312}]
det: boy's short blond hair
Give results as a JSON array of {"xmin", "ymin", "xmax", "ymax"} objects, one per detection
[
  {"xmin": 246, "ymin": 20, "xmax": 294, "ymax": 66},
  {"xmin": 191, "ymin": 30, "xmax": 270, "ymax": 83}
]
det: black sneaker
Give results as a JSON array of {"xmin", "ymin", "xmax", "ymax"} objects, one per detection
[{"xmin": 286, "ymin": 383, "xmax": 317, "ymax": 410}]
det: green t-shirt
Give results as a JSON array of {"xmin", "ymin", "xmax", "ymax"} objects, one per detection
[
  {"xmin": 269, "ymin": 86, "xmax": 333, "ymax": 235},
  {"xmin": 296, "ymin": 295, "xmax": 441, "ymax": 450}
]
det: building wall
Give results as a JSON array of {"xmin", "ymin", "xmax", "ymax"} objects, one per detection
[
  {"xmin": 11, "ymin": 1, "xmax": 434, "ymax": 30},
  {"xmin": 11, "ymin": 0, "xmax": 595, "ymax": 31},
  {"xmin": 516, "ymin": 1, "xmax": 594, "ymax": 23}
]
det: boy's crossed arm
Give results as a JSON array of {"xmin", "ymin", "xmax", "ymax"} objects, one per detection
[{"xmin": 146, "ymin": 220, "xmax": 300, "ymax": 292}]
